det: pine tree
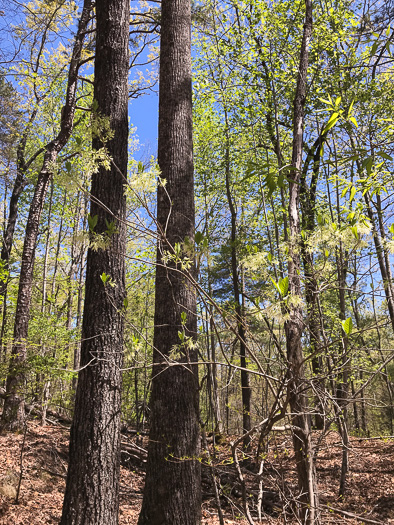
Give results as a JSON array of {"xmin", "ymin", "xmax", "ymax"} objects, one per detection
[{"xmin": 138, "ymin": 0, "xmax": 201, "ymax": 523}]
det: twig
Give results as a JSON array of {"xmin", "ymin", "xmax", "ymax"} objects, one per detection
[
  {"xmin": 231, "ymin": 443, "xmax": 255, "ymax": 525},
  {"xmin": 14, "ymin": 421, "xmax": 28, "ymax": 505},
  {"xmin": 257, "ymin": 457, "xmax": 264, "ymax": 523},
  {"xmin": 201, "ymin": 426, "xmax": 225, "ymax": 525},
  {"xmin": 324, "ymin": 505, "xmax": 385, "ymax": 524}
]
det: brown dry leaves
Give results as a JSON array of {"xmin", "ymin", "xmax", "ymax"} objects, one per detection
[{"xmin": 0, "ymin": 422, "xmax": 393, "ymax": 524}]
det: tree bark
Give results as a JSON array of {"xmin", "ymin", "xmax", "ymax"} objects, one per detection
[
  {"xmin": 284, "ymin": 1, "xmax": 320, "ymax": 523},
  {"xmin": 300, "ymin": 136, "xmax": 327, "ymax": 430},
  {"xmin": 0, "ymin": 109, "xmax": 42, "ymax": 359},
  {"xmin": 335, "ymin": 240, "xmax": 349, "ymax": 497},
  {"xmin": 138, "ymin": 1, "xmax": 201, "ymax": 523},
  {"xmin": 224, "ymin": 124, "xmax": 251, "ymax": 451},
  {"xmin": 0, "ymin": 109, "xmax": 42, "ymax": 295},
  {"xmin": 60, "ymin": 0, "xmax": 129, "ymax": 523},
  {"xmin": 364, "ymin": 192, "xmax": 394, "ymax": 332}
]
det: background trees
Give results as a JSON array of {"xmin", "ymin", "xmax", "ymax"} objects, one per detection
[{"xmin": 0, "ymin": 0, "xmax": 394, "ymax": 523}]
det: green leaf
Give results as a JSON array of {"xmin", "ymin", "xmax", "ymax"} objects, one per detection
[
  {"xmin": 264, "ymin": 171, "xmax": 277, "ymax": 198},
  {"xmin": 100, "ymin": 272, "xmax": 109, "ymax": 285},
  {"xmin": 365, "ymin": 157, "xmax": 373, "ymax": 175},
  {"xmin": 341, "ymin": 317, "xmax": 353, "ymax": 335},
  {"xmin": 105, "ymin": 219, "xmax": 118, "ymax": 236},
  {"xmin": 279, "ymin": 276, "xmax": 289, "ymax": 296},
  {"xmin": 371, "ymin": 41, "xmax": 379, "ymax": 55},
  {"xmin": 322, "ymin": 113, "xmax": 339, "ymax": 134},
  {"xmin": 195, "ymin": 231, "xmax": 204, "ymax": 245},
  {"xmin": 123, "ymin": 297, "xmax": 128, "ymax": 309},
  {"xmin": 351, "ymin": 225, "xmax": 358, "ymax": 239},
  {"xmin": 327, "ymin": 111, "xmax": 339, "ymax": 124},
  {"xmin": 349, "ymin": 116, "xmax": 358, "ymax": 128},
  {"xmin": 376, "ymin": 151, "xmax": 393, "ymax": 161},
  {"xmin": 181, "ymin": 311, "xmax": 187, "ymax": 324},
  {"xmin": 318, "ymin": 97, "xmax": 332, "ymax": 105},
  {"xmin": 271, "ymin": 276, "xmax": 288, "ymax": 297},
  {"xmin": 270, "ymin": 277, "xmax": 281, "ymax": 295},
  {"xmin": 88, "ymin": 214, "xmax": 98, "ymax": 231},
  {"xmin": 347, "ymin": 99, "xmax": 355, "ymax": 117},
  {"xmin": 335, "ymin": 96, "xmax": 341, "ymax": 107},
  {"xmin": 349, "ymin": 186, "xmax": 356, "ymax": 203},
  {"xmin": 65, "ymin": 161, "xmax": 72, "ymax": 172}
]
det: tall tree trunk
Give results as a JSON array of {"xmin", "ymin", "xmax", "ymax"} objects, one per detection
[
  {"xmin": 224, "ymin": 124, "xmax": 251, "ymax": 451},
  {"xmin": 72, "ymin": 198, "xmax": 88, "ymax": 393},
  {"xmin": 208, "ymin": 282, "xmax": 223, "ymax": 434},
  {"xmin": 0, "ymin": 0, "xmax": 93, "ymax": 432},
  {"xmin": 138, "ymin": 1, "xmax": 201, "ymax": 523},
  {"xmin": 60, "ymin": 0, "xmax": 129, "ymax": 523},
  {"xmin": 284, "ymin": 1, "xmax": 319, "ymax": 523},
  {"xmin": 335, "ymin": 239, "xmax": 349, "ymax": 497},
  {"xmin": 0, "ymin": 110, "xmax": 43, "ymax": 360},
  {"xmin": 300, "ymin": 134, "xmax": 327, "ymax": 430},
  {"xmin": 364, "ymin": 192, "xmax": 394, "ymax": 331},
  {"xmin": 0, "ymin": 109, "xmax": 41, "ymax": 296},
  {"xmin": 1, "ymin": 151, "xmax": 55, "ymax": 430}
]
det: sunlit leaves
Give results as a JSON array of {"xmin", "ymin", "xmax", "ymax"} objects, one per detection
[
  {"xmin": 270, "ymin": 276, "xmax": 289, "ymax": 297},
  {"xmin": 341, "ymin": 317, "xmax": 353, "ymax": 335}
]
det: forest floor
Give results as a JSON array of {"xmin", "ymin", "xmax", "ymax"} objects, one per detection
[{"xmin": 0, "ymin": 419, "xmax": 393, "ymax": 524}]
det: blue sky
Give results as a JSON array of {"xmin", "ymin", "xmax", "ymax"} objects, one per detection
[{"xmin": 130, "ymin": 91, "xmax": 159, "ymax": 160}]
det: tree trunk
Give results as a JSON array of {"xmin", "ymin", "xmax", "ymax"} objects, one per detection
[
  {"xmin": 0, "ymin": 108, "xmax": 41, "ymax": 295},
  {"xmin": 72, "ymin": 198, "xmax": 88, "ymax": 393},
  {"xmin": 300, "ymin": 134, "xmax": 327, "ymax": 431},
  {"xmin": 224, "ymin": 125, "xmax": 251, "ymax": 451},
  {"xmin": 138, "ymin": 1, "xmax": 201, "ymax": 523},
  {"xmin": 60, "ymin": 0, "xmax": 129, "ymax": 523},
  {"xmin": 284, "ymin": 1, "xmax": 319, "ymax": 522},
  {"xmin": 0, "ymin": 151, "xmax": 54, "ymax": 430},
  {"xmin": 0, "ymin": 0, "xmax": 93, "ymax": 432},
  {"xmin": 364, "ymin": 192, "xmax": 394, "ymax": 331},
  {"xmin": 0, "ymin": 109, "xmax": 42, "ymax": 360},
  {"xmin": 335, "ymin": 241, "xmax": 349, "ymax": 498}
]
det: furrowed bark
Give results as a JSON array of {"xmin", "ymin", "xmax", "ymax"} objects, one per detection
[
  {"xmin": 138, "ymin": 1, "xmax": 201, "ymax": 523},
  {"xmin": 60, "ymin": 0, "xmax": 129, "ymax": 522}
]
